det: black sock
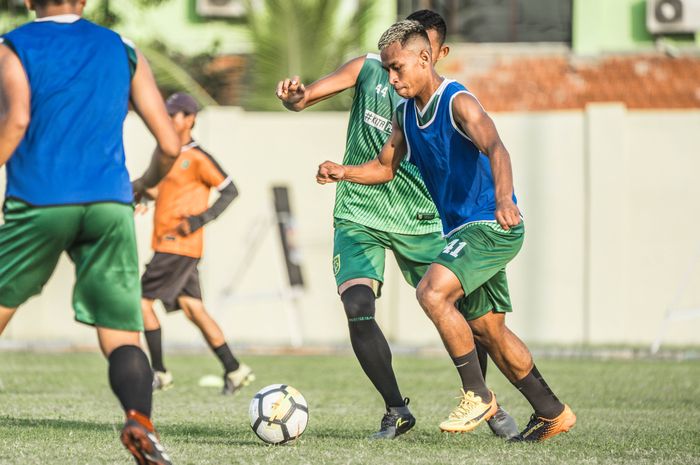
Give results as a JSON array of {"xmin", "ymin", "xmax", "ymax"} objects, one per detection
[
  {"xmin": 452, "ymin": 349, "xmax": 492, "ymax": 401},
  {"xmin": 213, "ymin": 343, "xmax": 240, "ymax": 374},
  {"xmin": 475, "ymin": 340, "xmax": 488, "ymax": 379},
  {"xmin": 342, "ymin": 285, "xmax": 405, "ymax": 408},
  {"xmin": 144, "ymin": 328, "xmax": 166, "ymax": 373},
  {"xmin": 108, "ymin": 345, "xmax": 153, "ymax": 417},
  {"xmin": 514, "ymin": 365, "xmax": 565, "ymax": 419}
]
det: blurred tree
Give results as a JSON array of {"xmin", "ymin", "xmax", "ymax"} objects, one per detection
[
  {"xmin": 87, "ymin": 0, "xmax": 173, "ymax": 28},
  {"xmin": 87, "ymin": 0, "xmax": 218, "ymax": 105},
  {"xmin": 245, "ymin": 0, "xmax": 377, "ymax": 111},
  {"xmin": 143, "ymin": 41, "xmax": 221, "ymax": 106},
  {"xmin": 0, "ymin": 0, "xmax": 30, "ymax": 30}
]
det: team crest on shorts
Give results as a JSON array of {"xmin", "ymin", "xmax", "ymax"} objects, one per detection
[{"xmin": 333, "ymin": 254, "xmax": 341, "ymax": 276}]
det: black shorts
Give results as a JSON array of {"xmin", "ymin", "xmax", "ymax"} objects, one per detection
[{"xmin": 141, "ymin": 252, "xmax": 202, "ymax": 312}]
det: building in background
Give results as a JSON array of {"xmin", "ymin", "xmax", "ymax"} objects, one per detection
[
  {"xmin": 401, "ymin": 0, "xmax": 700, "ymax": 111},
  {"xmin": 2, "ymin": 0, "xmax": 697, "ymax": 109},
  {"xmin": 1, "ymin": 0, "xmax": 699, "ymax": 349}
]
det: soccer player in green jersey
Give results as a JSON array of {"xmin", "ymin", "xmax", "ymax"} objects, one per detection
[
  {"xmin": 317, "ymin": 19, "xmax": 576, "ymax": 442},
  {"xmin": 277, "ymin": 10, "xmax": 517, "ymax": 440}
]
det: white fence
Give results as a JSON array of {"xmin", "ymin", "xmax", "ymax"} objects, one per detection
[{"xmin": 2, "ymin": 104, "xmax": 699, "ymax": 349}]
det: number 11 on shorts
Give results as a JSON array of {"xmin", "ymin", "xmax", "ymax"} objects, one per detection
[{"xmin": 442, "ymin": 239, "xmax": 467, "ymax": 258}]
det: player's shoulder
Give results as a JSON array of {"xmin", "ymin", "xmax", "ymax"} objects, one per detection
[
  {"xmin": 188, "ymin": 142, "xmax": 210, "ymax": 159},
  {"xmin": 1, "ymin": 20, "xmax": 30, "ymax": 38},
  {"xmin": 360, "ymin": 53, "xmax": 384, "ymax": 74},
  {"xmin": 1, "ymin": 18, "xmax": 44, "ymax": 45},
  {"xmin": 190, "ymin": 143, "xmax": 227, "ymax": 171},
  {"xmin": 355, "ymin": 52, "xmax": 388, "ymax": 92},
  {"xmin": 445, "ymin": 79, "xmax": 469, "ymax": 95},
  {"xmin": 447, "ymin": 81, "xmax": 483, "ymax": 107},
  {"xmin": 120, "ymin": 35, "xmax": 137, "ymax": 51},
  {"xmin": 365, "ymin": 53, "xmax": 382, "ymax": 63}
]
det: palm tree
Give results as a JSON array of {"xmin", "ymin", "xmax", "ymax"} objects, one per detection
[
  {"xmin": 87, "ymin": 0, "xmax": 218, "ymax": 105},
  {"xmin": 0, "ymin": 0, "xmax": 215, "ymax": 103},
  {"xmin": 245, "ymin": 0, "xmax": 377, "ymax": 110}
]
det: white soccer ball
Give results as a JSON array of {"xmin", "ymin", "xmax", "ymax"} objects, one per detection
[{"xmin": 249, "ymin": 384, "xmax": 309, "ymax": 444}]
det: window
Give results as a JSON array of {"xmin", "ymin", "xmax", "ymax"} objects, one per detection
[{"xmin": 398, "ymin": 0, "xmax": 573, "ymax": 43}]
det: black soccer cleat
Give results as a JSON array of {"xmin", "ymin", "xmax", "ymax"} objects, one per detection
[
  {"xmin": 369, "ymin": 398, "xmax": 416, "ymax": 440},
  {"xmin": 487, "ymin": 405, "xmax": 519, "ymax": 440},
  {"xmin": 120, "ymin": 410, "xmax": 173, "ymax": 465}
]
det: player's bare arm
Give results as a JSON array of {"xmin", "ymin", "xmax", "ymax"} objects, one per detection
[
  {"xmin": 451, "ymin": 92, "xmax": 521, "ymax": 230},
  {"xmin": 0, "ymin": 44, "xmax": 30, "ymax": 167},
  {"xmin": 317, "ymin": 116, "xmax": 406, "ymax": 185},
  {"xmin": 276, "ymin": 56, "xmax": 365, "ymax": 111},
  {"xmin": 130, "ymin": 49, "xmax": 180, "ymax": 199}
]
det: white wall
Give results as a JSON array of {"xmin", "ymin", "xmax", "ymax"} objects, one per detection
[{"xmin": 2, "ymin": 105, "xmax": 699, "ymax": 348}]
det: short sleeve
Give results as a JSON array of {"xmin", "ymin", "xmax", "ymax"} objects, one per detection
[
  {"xmin": 196, "ymin": 149, "xmax": 229, "ymax": 189},
  {"xmin": 121, "ymin": 36, "xmax": 138, "ymax": 79},
  {"xmin": 395, "ymin": 99, "xmax": 407, "ymax": 131},
  {"xmin": 355, "ymin": 53, "xmax": 381, "ymax": 88}
]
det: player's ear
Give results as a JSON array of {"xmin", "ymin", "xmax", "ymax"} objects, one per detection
[
  {"xmin": 187, "ymin": 113, "xmax": 196, "ymax": 129},
  {"xmin": 439, "ymin": 45, "xmax": 450, "ymax": 60},
  {"xmin": 420, "ymin": 48, "xmax": 431, "ymax": 67}
]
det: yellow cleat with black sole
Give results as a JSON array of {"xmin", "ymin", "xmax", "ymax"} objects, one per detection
[{"xmin": 439, "ymin": 389, "xmax": 498, "ymax": 433}]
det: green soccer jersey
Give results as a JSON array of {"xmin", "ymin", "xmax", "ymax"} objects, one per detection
[{"xmin": 333, "ymin": 54, "xmax": 441, "ymax": 235}]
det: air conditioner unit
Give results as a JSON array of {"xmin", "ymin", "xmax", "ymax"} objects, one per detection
[
  {"xmin": 196, "ymin": 0, "xmax": 246, "ymax": 18},
  {"xmin": 647, "ymin": 0, "xmax": 700, "ymax": 34}
]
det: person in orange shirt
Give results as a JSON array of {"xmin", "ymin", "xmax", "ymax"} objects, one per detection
[{"xmin": 136, "ymin": 92, "xmax": 254, "ymax": 395}]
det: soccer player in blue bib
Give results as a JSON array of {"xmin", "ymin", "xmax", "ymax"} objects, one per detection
[
  {"xmin": 277, "ymin": 10, "xmax": 517, "ymax": 441},
  {"xmin": 0, "ymin": 1, "xmax": 179, "ymax": 463},
  {"xmin": 317, "ymin": 20, "xmax": 576, "ymax": 441}
]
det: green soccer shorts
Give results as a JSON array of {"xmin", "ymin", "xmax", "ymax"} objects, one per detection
[
  {"xmin": 332, "ymin": 218, "xmax": 445, "ymax": 296},
  {"xmin": 0, "ymin": 198, "xmax": 143, "ymax": 331},
  {"xmin": 435, "ymin": 221, "xmax": 525, "ymax": 321}
]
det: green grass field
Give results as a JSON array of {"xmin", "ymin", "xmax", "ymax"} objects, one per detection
[{"xmin": 1, "ymin": 352, "xmax": 699, "ymax": 465}]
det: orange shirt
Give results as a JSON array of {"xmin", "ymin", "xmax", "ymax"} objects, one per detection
[{"xmin": 152, "ymin": 141, "xmax": 228, "ymax": 258}]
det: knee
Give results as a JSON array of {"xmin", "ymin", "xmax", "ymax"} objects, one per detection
[
  {"xmin": 470, "ymin": 317, "xmax": 506, "ymax": 346},
  {"xmin": 186, "ymin": 308, "xmax": 208, "ymax": 325},
  {"xmin": 180, "ymin": 300, "xmax": 204, "ymax": 322},
  {"xmin": 183, "ymin": 309, "xmax": 197, "ymax": 322},
  {"xmin": 416, "ymin": 281, "xmax": 446, "ymax": 317},
  {"xmin": 472, "ymin": 330, "xmax": 492, "ymax": 350},
  {"xmin": 340, "ymin": 284, "xmax": 375, "ymax": 321}
]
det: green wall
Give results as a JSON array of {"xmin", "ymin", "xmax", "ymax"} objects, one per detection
[
  {"xmin": 91, "ymin": 0, "xmax": 251, "ymax": 54},
  {"xmin": 92, "ymin": 0, "xmax": 395, "ymax": 56},
  {"xmin": 573, "ymin": 0, "xmax": 698, "ymax": 54}
]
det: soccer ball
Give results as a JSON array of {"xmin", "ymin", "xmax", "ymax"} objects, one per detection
[{"xmin": 249, "ymin": 384, "xmax": 309, "ymax": 444}]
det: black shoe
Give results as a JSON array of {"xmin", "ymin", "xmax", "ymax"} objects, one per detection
[
  {"xmin": 487, "ymin": 405, "xmax": 519, "ymax": 440},
  {"xmin": 369, "ymin": 398, "xmax": 416, "ymax": 440},
  {"xmin": 120, "ymin": 410, "xmax": 173, "ymax": 465}
]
